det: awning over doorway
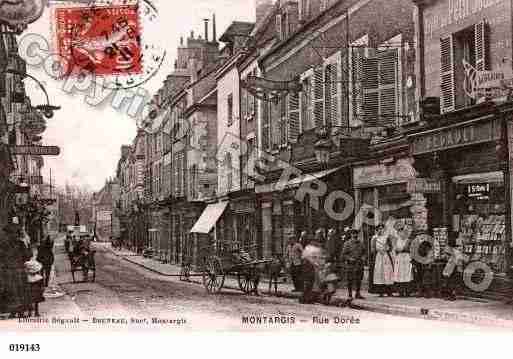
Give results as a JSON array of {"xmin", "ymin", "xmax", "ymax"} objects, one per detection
[
  {"xmin": 255, "ymin": 165, "xmax": 345, "ymax": 194},
  {"xmin": 190, "ymin": 201, "xmax": 229, "ymax": 234}
]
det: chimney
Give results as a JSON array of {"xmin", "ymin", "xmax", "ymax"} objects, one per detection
[
  {"xmin": 204, "ymin": 18, "xmax": 209, "ymax": 42},
  {"xmin": 256, "ymin": 0, "xmax": 273, "ymax": 23},
  {"xmin": 212, "ymin": 13, "xmax": 217, "ymax": 42}
]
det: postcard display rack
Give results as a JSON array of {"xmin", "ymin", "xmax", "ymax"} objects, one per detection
[{"xmin": 459, "ymin": 213, "xmax": 506, "ymax": 272}]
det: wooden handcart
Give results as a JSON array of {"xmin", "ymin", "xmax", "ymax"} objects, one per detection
[{"xmin": 199, "ymin": 242, "xmax": 273, "ymax": 294}]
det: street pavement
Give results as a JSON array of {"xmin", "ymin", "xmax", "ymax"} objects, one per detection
[{"xmin": 1, "ymin": 236, "xmax": 506, "ymax": 332}]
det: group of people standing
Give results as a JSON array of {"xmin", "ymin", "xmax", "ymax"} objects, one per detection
[
  {"xmin": 284, "ymin": 222, "xmax": 465, "ymax": 304},
  {"xmin": 0, "ymin": 222, "xmax": 54, "ymax": 318}
]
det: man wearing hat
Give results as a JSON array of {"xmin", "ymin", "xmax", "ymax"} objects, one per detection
[{"xmin": 341, "ymin": 229, "xmax": 366, "ymax": 299}]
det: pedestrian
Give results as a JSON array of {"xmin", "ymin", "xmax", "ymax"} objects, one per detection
[
  {"xmin": 37, "ymin": 235, "xmax": 54, "ymax": 287},
  {"xmin": 300, "ymin": 234, "xmax": 325, "ymax": 304},
  {"xmin": 341, "ymin": 229, "xmax": 366, "ymax": 300},
  {"xmin": 411, "ymin": 232, "xmax": 435, "ymax": 297},
  {"xmin": 442, "ymin": 232, "xmax": 466, "ymax": 301},
  {"xmin": 285, "ymin": 235, "xmax": 304, "ymax": 292},
  {"xmin": 393, "ymin": 225, "xmax": 413, "ymax": 297},
  {"xmin": 371, "ymin": 224, "xmax": 395, "ymax": 297},
  {"xmin": 0, "ymin": 222, "xmax": 31, "ymax": 318},
  {"xmin": 25, "ymin": 245, "xmax": 45, "ymax": 317},
  {"xmin": 326, "ymin": 228, "xmax": 340, "ymax": 264}
]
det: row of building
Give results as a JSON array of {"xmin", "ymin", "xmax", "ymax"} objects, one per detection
[
  {"xmin": 112, "ymin": 0, "xmax": 513, "ymax": 298},
  {"xmin": 0, "ymin": 21, "xmax": 58, "ymax": 244}
]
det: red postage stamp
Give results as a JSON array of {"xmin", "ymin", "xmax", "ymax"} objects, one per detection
[{"xmin": 54, "ymin": 3, "xmax": 143, "ymax": 77}]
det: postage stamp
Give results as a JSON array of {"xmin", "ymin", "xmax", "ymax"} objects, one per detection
[{"xmin": 54, "ymin": 3, "xmax": 143, "ymax": 77}]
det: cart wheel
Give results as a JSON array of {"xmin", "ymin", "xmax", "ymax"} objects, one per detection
[
  {"xmin": 238, "ymin": 270, "xmax": 256, "ymax": 294},
  {"xmin": 202, "ymin": 257, "xmax": 224, "ymax": 293}
]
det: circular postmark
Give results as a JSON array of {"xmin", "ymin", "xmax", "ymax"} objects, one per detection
[{"xmin": 53, "ymin": 0, "xmax": 166, "ymax": 89}]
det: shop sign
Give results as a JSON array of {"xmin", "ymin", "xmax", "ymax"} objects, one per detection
[
  {"xmin": 463, "ymin": 59, "xmax": 513, "ymax": 100},
  {"xmin": 411, "ymin": 119, "xmax": 502, "ymax": 155},
  {"xmin": 466, "ymin": 183, "xmax": 490, "ymax": 200},
  {"xmin": 353, "ymin": 158, "xmax": 416, "ymax": 187},
  {"xmin": 11, "ymin": 145, "xmax": 60, "ymax": 156},
  {"xmin": 407, "ymin": 178, "xmax": 441, "ymax": 193}
]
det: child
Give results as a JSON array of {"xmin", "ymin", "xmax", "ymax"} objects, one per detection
[{"xmin": 25, "ymin": 247, "xmax": 45, "ymax": 317}]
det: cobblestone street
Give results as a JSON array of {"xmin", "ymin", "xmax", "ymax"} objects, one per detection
[{"xmin": 2, "ymin": 238, "xmax": 499, "ymax": 332}]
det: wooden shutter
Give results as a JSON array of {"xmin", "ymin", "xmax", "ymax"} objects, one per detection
[
  {"xmin": 324, "ymin": 60, "xmax": 340, "ymax": 127},
  {"xmin": 271, "ymin": 100, "xmax": 281, "ymax": 149},
  {"xmin": 288, "ymin": 91, "xmax": 300, "ymax": 142},
  {"xmin": 313, "ymin": 67, "xmax": 324, "ymax": 128},
  {"xmin": 301, "ymin": 77, "xmax": 312, "ymax": 131},
  {"xmin": 276, "ymin": 14, "xmax": 282, "ymax": 41},
  {"xmin": 241, "ymin": 87, "xmax": 247, "ymax": 119},
  {"xmin": 440, "ymin": 35, "xmax": 455, "ymax": 113},
  {"xmin": 475, "ymin": 21, "xmax": 488, "ymax": 71},
  {"xmin": 340, "ymin": 53, "xmax": 349, "ymax": 127},
  {"xmin": 252, "ymin": 69, "xmax": 258, "ymax": 118},
  {"xmin": 362, "ymin": 56, "xmax": 379, "ymax": 127},
  {"xmin": 351, "ymin": 46, "xmax": 365, "ymax": 124},
  {"xmin": 324, "ymin": 64, "xmax": 333, "ymax": 128},
  {"xmin": 280, "ymin": 96, "xmax": 288, "ymax": 146},
  {"xmin": 378, "ymin": 48, "xmax": 399, "ymax": 127},
  {"xmin": 262, "ymin": 100, "xmax": 270, "ymax": 150}
]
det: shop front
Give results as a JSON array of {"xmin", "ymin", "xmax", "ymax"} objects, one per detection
[
  {"xmin": 410, "ymin": 113, "xmax": 513, "ymax": 296},
  {"xmin": 256, "ymin": 165, "xmax": 353, "ymax": 257},
  {"xmin": 353, "ymin": 157, "xmax": 424, "ymax": 262}
]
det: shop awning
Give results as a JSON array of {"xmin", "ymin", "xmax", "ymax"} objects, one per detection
[
  {"xmin": 255, "ymin": 166, "xmax": 345, "ymax": 194},
  {"xmin": 190, "ymin": 201, "xmax": 229, "ymax": 234}
]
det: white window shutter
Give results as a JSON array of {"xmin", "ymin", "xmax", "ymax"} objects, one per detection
[
  {"xmin": 350, "ymin": 45, "xmax": 365, "ymax": 125},
  {"xmin": 378, "ymin": 48, "xmax": 399, "ymax": 128},
  {"xmin": 288, "ymin": 91, "xmax": 300, "ymax": 142},
  {"xmin": 313, "ymin": 66, "xmax": 324, "ymax": 128},
  {"xmin": 324, "ymin": 63, "xmax": 332, "ymax": 128},
  {"xmin": 331, "ymin": 58, "xmax": 340, "ymax": 126},
  {"xmin": 475, "ymin": 21, "xmax": 488, "ymax": 71},
  {"xmin": 362, "ymin": 56, "xmax": 379, "ymax": 127},
  {"xmin": 440, "ymin": 35, "xmax": 455, "ymax": 113}
]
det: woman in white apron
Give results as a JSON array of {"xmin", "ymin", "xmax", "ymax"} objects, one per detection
[
  {"xmin": 371, "ymin": 224, "xmax": 395, "ymax": 297},
  {"xmin": 394, "ymin": 226, "xmax": 412, "ymax": 297}
]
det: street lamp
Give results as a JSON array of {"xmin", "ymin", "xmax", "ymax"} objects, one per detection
[{"xmin": 5, "ymin": 69, "xmax": 61, "ymax": 119}]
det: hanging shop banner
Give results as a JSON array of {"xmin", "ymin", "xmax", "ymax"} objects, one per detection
[
  {"xmin": 353, "ymin": 158, "xmax": 417, "ymax": 188},
  {"xmin": 407, "ymin": 178, "xmax": 441, "ymax": 193},
  {"xmin": 0, "ymin": 0, "xmax": 47, "ymax": 26},
  {"xmin": 463, "ymin": 59, "xmax": 513, "ymax": 100},
  {"xmin": 411, "ymin": 118, "xmax": 502, "ymax": 155}
]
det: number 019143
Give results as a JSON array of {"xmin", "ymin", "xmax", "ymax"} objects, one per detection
[{"xmin": 9, "ymin": 344, "xmax": 40, "ymax": 352}]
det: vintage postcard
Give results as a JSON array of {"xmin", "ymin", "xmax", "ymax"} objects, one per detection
[{"xmin": 2, "ymin": 0, "xmax": 513, "ymax": 343}]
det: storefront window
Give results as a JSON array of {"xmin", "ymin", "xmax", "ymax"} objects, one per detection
[{"xmin": 452, "ymin": 171, "xmax": 506, "ymax": 273}]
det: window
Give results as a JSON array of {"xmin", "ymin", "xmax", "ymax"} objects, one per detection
[
  {"xmin": 352, "ymin": 34, "xmax": 402, "ymax": 129},
  {"xmin": 227, "ymin": 94, "xmax": 233, "ymax": 125},
  {"xmin": 441, "ymin": 22, "xmax": 487, "ymax": 113}
]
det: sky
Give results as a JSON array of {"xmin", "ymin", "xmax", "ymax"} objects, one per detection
[{"xmin": 23, "ymin": 0, "xmax": 256, "ymax": 192}]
